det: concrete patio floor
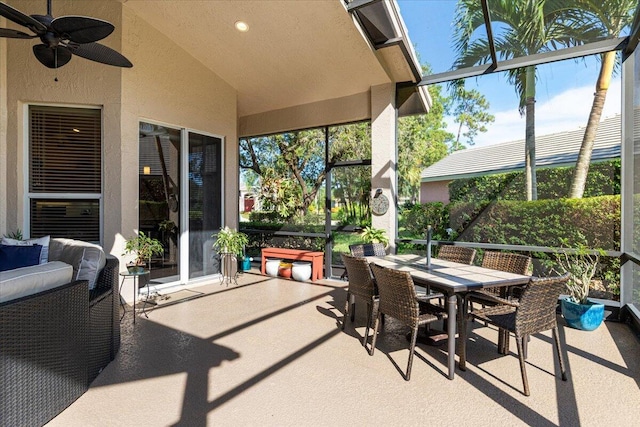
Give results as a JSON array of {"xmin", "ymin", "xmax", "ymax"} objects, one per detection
[{"xmin": 47, "ymin": 271, "xmax": 640, "ymax": 426}]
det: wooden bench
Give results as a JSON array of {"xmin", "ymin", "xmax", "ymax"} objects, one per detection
[{"xmin": 261, "ymin": 248, "xmax": 324, "ymax": 281}]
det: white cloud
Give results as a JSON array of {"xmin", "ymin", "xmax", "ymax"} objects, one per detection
[{"xmin": 446, "ymin": 79, "xmax": 622, "ymax": 148}]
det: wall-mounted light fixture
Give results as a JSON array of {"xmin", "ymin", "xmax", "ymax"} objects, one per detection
[
  {"xmin": 374, "ymin": 188, "xmax": 383, "ymax": 198},
  {"xmin": 143, "ymin": 166, "xmax": 151, "ymax": 175}
]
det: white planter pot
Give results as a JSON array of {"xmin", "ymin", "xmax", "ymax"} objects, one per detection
[
  {"xmin": 291, "ymin": 261, "xmax": 312, "ymax": 281},
  {"xmin": 265, "ymin": 258, "xmax": 282, "ymax": 277}
]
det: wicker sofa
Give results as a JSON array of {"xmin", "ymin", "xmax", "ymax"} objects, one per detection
[{"xmin": 0, "ymin": 255, "xmax": 120, "ymax": 427}]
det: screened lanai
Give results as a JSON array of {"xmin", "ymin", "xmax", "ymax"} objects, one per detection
[{"xmin": 238, "ymin": 0, "xmax": 640, "ymax": 333}]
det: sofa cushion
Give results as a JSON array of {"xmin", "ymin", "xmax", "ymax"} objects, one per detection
[
  {"xmin": 49, "ymin": 239, "xmax": 106, "ymax": 290},
  {"xmin": 0, "ymin": 244, "xmax": 43, "ymax": 272},
  {"xmin": 1, "ymin": 235, "xmax": 50, "ymax": 264},
  {"xmin": 0, "ymin": 261, "xmax": 73, "ymax": 303}
]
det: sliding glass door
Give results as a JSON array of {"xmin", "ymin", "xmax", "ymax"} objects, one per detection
[
  {"xmin": 139, "ymin": 122, "xmax": 223, "ymax": 285},
  {"xmin": 139, "ymin": 122, "xmax": 181, "ymax": 283},
  {"xmin": 188, "ymin": 132, "xmax": 223, "ymax": 279}
]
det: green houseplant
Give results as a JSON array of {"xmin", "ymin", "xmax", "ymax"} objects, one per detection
[
  {"xmin": 123, "ymin": 231, "xmax": 164, "ymax": 273},
  {"xmin": 361, "ymin": 226, "xmax": 389, "ymax": 246},
  {"xmin": 212, "ymin": 227, "xmax": 249, "ymax": 283},
  {"xmin": 555, "ymin": 243, "xmax": 606, "ymax": 331}
]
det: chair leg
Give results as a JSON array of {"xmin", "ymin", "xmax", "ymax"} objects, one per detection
[
  {"xmin": 350, "ymin": 296, "xmax": 356, "ymax": 322},
  {"xmin": 369, "ymin": 312, "xmax": 382, "ymax": 356},
  {"xmin": 341, "ymin": 291, "xmax": 350, "ymax": 330},
  {"xmin": 552, "ymin": 327, "xmax": 568, "ymax": 381},
  {"xmin": 405, "ymin": 326, "xmax": 418, "ymax": 381},
  {"xmin": 362, "ymin": 302, "xmax": 373, "ymax": 347},
  {"xmin": 515, "ymin": 335, "xmax": 530, "ymax": 396}
]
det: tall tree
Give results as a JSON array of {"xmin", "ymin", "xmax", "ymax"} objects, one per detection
[
  {"xmin": 449, "ymin": 80, "xmax": 495, "ymax": 151},
  {"xmin": 240, "ymin": 128, "xmax": 326, "ymax": 219},
  {"xmin": 453, "ymin": 0, "xmax": 583, "ymax": 200},
  {"xmin": 569, "ymin": 0, "xmax": 635, "ymax": 198},
  {"xmin": 397, "ymin": 82, "xmax": 452, "ymax": 202}
]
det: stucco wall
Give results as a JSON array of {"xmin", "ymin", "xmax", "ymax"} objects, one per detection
[
  {"xmin": 4, "ymin": 0, "xmax": 123, "ymax": 242},
  {"xmin": 420, "ymin": 181, "xmax": 451, "ymax": 204},
  {"xmin": 239, "ymin": 91, "xmax": 370, "ymax": 137},
  {"xmin": 3, "ymin": 1, "xmax": 238, "ymax": 271},
  {"xmin": 119, "ymin": 5, "xmax": 238, "ymax": 262}
]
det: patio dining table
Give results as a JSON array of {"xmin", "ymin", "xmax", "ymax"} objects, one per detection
[{"xmin": 367, "ymin": 253, "xmax": 530, "ymax": 380}]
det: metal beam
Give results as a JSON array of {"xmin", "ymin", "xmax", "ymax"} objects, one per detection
[
  {"xmin": 346, "ymin": 0, "xmax": 382, "ymax": 13},
  {"xmin": 420, "ymin": 37, "xmax": 628, "ymax": 86},
  {"xmin": 480, "ymin": 0, "xmax": 498, "ymax": 66},
  {"xmin": 624, "ymin": 2, "xmax": 640, "ymax": 57}
]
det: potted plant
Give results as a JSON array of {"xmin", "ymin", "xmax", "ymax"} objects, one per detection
[
  {"xmin": 123, "ymin": 231, "xmax": 164, "ymax": 273},
  {"xmin": 212, "ymin": 227, "xmax": 249, "ymax": 281},
  {"xmin": 555, "ymin": 243, "xmax": 606, "ymax": 331},
  {"xmin": 361, "ymin": 226, "xmax": 389, "ymax": 246}
]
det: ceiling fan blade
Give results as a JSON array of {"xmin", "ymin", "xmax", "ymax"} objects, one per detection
[
  {"xmin": 0, "ymin": 2, "xmax": 46, "ymax": 34},
  {"xmin": 33, "ymin": 44, "xmax": 72, "ymax": 69},
  {"xmin": 0, "ymin": 27, "xmax": 36, "ymax": 39},
  {"xmin": 68, "ymin": 42, "xmax": 132, "ymax": 68},
  {"xmin": 51, "ymin": 16, "xmax": 114, "ymax": 44}
]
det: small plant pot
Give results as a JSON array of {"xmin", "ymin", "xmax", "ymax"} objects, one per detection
[
  {"xmin": 127, "ymin": 264, "xmax": 145, "ymax": 274},
  {"xmin": 291, "ymin": 261, "xmax": 312, "ymax": 281},
  {"xmin": 278, "ymin": 262, "xmax": 293, "ymax": 279},
  {"xmin": 560, "ymin": 297, "xmax": 605, "ymax": 331}
]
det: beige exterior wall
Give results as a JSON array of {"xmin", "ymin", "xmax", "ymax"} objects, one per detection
[
  {"xmin": 239, "ymin": 92, "xmax": 370, "ymax": 137},
  {"xmin": 420, "ymin": 181, "xmax": 451, "ymax": 204},
  {"xmin": 119, "ymin": 6, "xmax": 238, "ymax": 263},
  {"xmin": 0, "ymin": 32, "xmax": 7, "ymax": 236},
  {"xmin": 370, "ymin": 83, "xmax": 397, "ymax": 253},
  {"xmin": 3, "ymin": 1, "xmax": 238, "ymax": 279},
  {"xmin": 4, "ymin": 0, "xmax": 123, "ymax": 242}
]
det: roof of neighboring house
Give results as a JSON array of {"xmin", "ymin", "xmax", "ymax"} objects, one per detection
[{"xmin": 421, "ymin": 114, "xmax": 621, "ymax": 183}]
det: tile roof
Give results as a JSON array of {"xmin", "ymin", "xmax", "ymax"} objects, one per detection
[{"xmin": 421, "ymin": 114, "xmax": 621, "ymax": 182}]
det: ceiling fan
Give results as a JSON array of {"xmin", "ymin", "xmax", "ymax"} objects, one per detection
[{"xmin": 0, "ymin": 0, "xmax": 132, "ymax": 69}]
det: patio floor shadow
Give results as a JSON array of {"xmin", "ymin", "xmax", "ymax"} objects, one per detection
[{"xmin": 47, "ymin": 271, "xmax": 640, "ymax": 426}]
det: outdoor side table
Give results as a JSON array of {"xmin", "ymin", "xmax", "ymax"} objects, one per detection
[{"xmin": 119, "ymin": 270, "xmax": 151, "ymax": 323}]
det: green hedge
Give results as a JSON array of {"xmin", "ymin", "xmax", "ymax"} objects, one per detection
[{"xmin": 449, "ymin": 159, "xmax": 620, "ymax": 203}]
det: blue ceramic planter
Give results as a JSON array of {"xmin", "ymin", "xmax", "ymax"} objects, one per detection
[{"xmin": 560, "ymin": 298, "xmax": 604, "ymax": 331}]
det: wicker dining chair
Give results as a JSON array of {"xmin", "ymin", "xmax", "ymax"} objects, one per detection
[
  {"xmin": 341, "ymin": 254, "xmax": 379, "ymax": 349},
  {"xmin": 340, "ymin": 242, "xmax": 387, "ymax": 280},
  {"xmin": 369, "ymin": 263, "xmax": 447, "ymax": 380},
  {"xmin": 459, "ymin": 273, "xmax": 570, "ymax": 396},
  {"xmin": 349, "ymin": 243, "xmax": 387, "ymax": 257},
  {"xmin": 436, "ymin": 245, "xmax": 476, "ymax": 265},
  {"xmin": 467, "ymin": 251, "xmax": 532, "ymax": 306},
  {"xmin": 465, "ymin": 251, "xmax": 532, "ymax": 351}
]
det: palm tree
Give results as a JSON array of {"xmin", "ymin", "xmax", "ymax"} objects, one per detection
[
  {"xmin": 453, "ymin": 0, "xmax": 584, "ymax": 200},
  {"xmin": 569, "ymin": 0, "xmax": 636, "ymax": 199}
]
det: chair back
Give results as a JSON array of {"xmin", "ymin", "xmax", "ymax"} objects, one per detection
[
  {"xmin": 341, "ymin": 254, "xmax": 376, "ymax": 300},
  {"xmin": 515, "ymin": 273, "xmax": 570, "ymax": 336},
  {"xmin": 370, "ymin": 263, "xmax": 419, "ymax": 327},
  {"xmin": 349, "ymin": 243, "xmax": 386, "ymax": 257},
  {"xmin": 482, "ymin": 251, "xmax": 531, "ymax": 275},
  {"xmin": 437, "ymin": 245, "xmax": 476, "ymax": 265}
]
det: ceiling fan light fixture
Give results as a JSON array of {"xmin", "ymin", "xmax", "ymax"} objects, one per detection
[{"xmin": 234, "ymin": 21, "xmax": 249, "ymax": 32}]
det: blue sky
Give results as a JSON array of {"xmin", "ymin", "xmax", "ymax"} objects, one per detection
[{"xmin": 397, "ymin": 0, "xmax": 622, "ymax": 147}]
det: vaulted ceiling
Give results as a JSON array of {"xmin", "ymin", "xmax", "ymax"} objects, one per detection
[{"xmin": 123, "ymin": 0, "xmax": 398, "ymax": 117}]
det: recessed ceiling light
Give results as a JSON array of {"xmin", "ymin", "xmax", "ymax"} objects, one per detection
[
  {"xmin": 72, "ymin": 128, "xmax": 80, "ymax": 133},
  {"xmin": 235, "ymin": 21, "xmax": 249, "ymax": 32}
]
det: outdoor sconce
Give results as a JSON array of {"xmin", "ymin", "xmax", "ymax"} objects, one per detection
[{"xmin": 143, "ymin": 166, "xmax": 151, "ymax": 175}]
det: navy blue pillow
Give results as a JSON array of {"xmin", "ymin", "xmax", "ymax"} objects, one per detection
[{"xmin": 0, "ymin": 244, "xmax": 43, "ymax": 272}]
